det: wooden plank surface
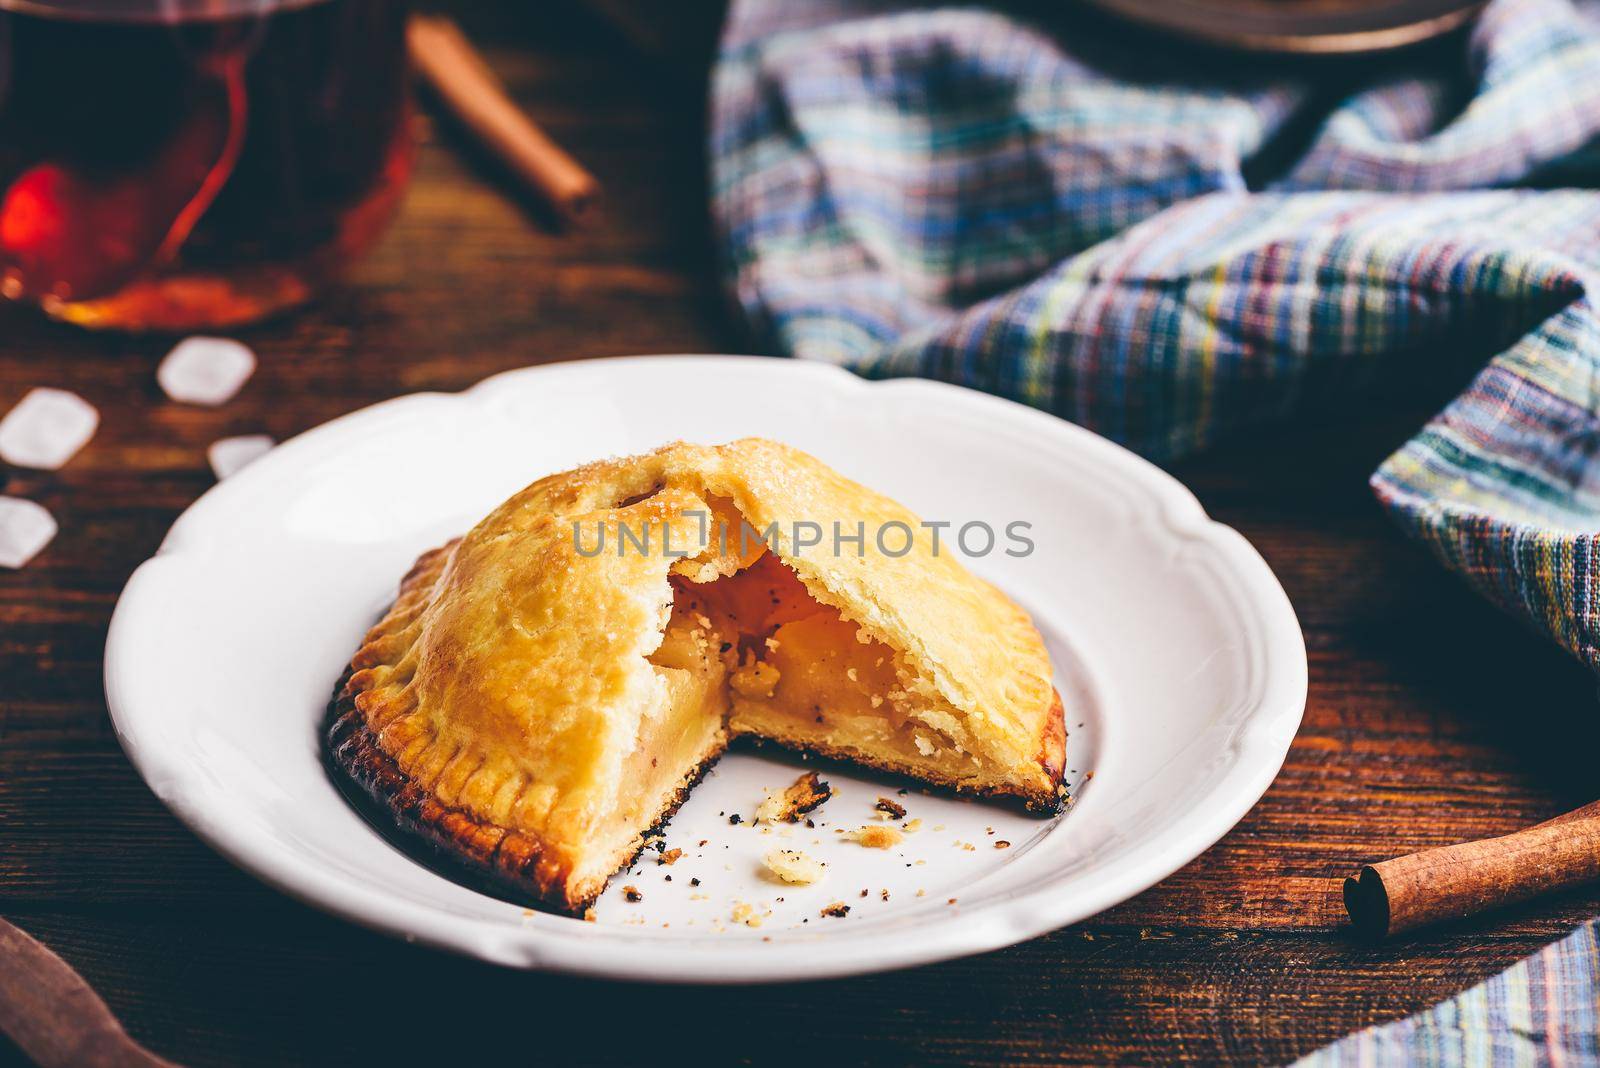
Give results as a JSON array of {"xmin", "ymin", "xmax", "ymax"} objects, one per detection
[{"xmin": 4, "ymin": 3, "xmax": 1599, "ymax": 1065}]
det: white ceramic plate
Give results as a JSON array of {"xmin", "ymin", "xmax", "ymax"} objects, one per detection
[{"xmin": 104, "ymin": 355, "xmax": 1305, "ymax": 983}]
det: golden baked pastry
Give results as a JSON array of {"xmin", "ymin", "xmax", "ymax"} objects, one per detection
[{"xmin": 326, "ymin": 439, "xmax": 1066, "ymax": 913}]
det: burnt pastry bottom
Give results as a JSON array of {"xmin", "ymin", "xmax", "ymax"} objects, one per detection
[{"xmin": 325, "ymin": 673, "xmax": 1063, "ymax": 916}]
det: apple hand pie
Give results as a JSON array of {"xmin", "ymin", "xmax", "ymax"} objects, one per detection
[{"xmin": 326, "ymin": 439, "xmax": 1066, "ymax": 914}]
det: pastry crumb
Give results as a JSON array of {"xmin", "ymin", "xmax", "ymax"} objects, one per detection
[
  {"xmin": 730, "ymin": 659, "xmax": 781, "ymax": 699},
  {"xmin": 847, "ymin": 825, "xmax": 904, "ymax": 849},
  {"xmin": 622, "ymin": 886, "xmax": 643, "ymax": 903},
  {"xmin": 995, "ymin": 840, "xmax": 1011, "ymax": 850},
  {"xmin": 731, "ymin": 901, "xmax": 767, "ymax": 927},
  {"xmin": 659, "ymin": 847, "xmax": 683, "ymax": 865},
  {"xmin": 904, "ymin": 818, "xmax": 922, "ymax": 833},
  {"xmin": 763, "ymin": 848, "xmax": 826, "ymax": 885},
  {"xmin": 820, "ymin": 901, "xmax": 851, "ymax": 918},
  {"xmin": 755, "ymin": 771, "xmax": 833, "ymax": 824},
  {"xmin": 874, "ymin": 796, "xmax": 907, "ymax": 819}
]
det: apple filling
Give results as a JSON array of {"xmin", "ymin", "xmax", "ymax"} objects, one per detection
[
  {"xmin": 595, "ymin": 503, "xmax": 1014, "ymax": 893},
  {"xmin": 565, "ymin": 606, "xmax": 728, "ymax": 894},
  {"xmin": 646, "ymin": 547, "xmax": 993, "ymax": 792}
]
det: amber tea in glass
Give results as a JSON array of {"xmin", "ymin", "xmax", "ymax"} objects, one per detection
[{"xmin": 0, "ymin": 0, "xmax": 413, "ymax": 330}]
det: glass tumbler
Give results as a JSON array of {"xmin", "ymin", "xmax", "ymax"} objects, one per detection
[{"xmin": 0, "ymin": 0, "xmax": 414, "ymax": 330}]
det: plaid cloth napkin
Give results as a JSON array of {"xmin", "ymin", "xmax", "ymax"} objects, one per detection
[
  {"xmin": 711, "ymin": 0, "xmax": 1600, "ymax": 1060},
  {"xmin": 1297, "ymin": 920, "xmax": 1600, "ymax": 1065}
]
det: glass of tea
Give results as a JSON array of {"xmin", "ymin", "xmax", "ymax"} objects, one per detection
[{"xmin": 0, "ymin": 0, "xmax": 414, "ymax": 331}]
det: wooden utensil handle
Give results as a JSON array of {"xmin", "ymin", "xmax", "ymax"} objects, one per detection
[{"xmin": 0, "ymin": 918, "xmax": 175, "ymax": 1068}]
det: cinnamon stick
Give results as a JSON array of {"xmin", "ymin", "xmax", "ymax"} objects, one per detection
[
  {"xmin": 1344, "ymin": 799, "xmax": 1600, "ymax": 938},
  {"xmin": 408, "ymin": 15, "xmax": 601, "ymax": 228}
]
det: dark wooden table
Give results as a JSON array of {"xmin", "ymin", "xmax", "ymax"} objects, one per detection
[{"xmin": 5, "ymin": 5, "xmax": 1599, "ymax": 1065}]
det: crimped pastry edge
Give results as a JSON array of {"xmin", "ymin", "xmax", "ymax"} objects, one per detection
[
  {"xmin": 325, "ymin": 668, "xmax": 728, "ymax": 916},
  {"xmin": 327, "ymin": 660, "xmax": 1064, "ymax": 916}
]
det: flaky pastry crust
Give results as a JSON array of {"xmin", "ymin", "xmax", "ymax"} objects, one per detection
[{"xmin": 326, "ymin": 439, "xmax": 1066, "ymax": 913}]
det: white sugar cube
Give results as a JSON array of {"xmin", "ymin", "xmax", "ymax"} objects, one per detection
[
  {"xmin": 158, "ymin": 337, "xmax": 257, "ymax": 406},
  {"xmin": 0, "ymin": 388, "xmax": 98, "ymax": 469},
  {"xmin": 0, "ymin": 496, "xmax": 57, "ymax": 568},
  {"xmin": 207, "ymin": 434, "xmax": 275, "ymax": 480}
]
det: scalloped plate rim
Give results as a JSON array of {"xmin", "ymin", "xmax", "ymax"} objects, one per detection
[{"xmin": 104, "ymin": 354, "xmax": 1307, "ymax": 983}]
